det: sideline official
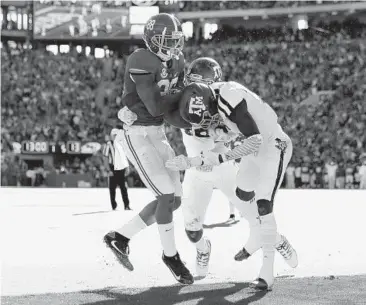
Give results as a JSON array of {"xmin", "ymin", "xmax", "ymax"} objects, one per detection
[{"xmin": 104, "ymin": 128, "xmax": 131, "ymax": 210}]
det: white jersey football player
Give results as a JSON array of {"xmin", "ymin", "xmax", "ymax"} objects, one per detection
[
  {"xmin": 166, "ymin": 81, "xmax": 298, "ymax": 290},
  {"xmin": 179, "ymin": 58, "xmax": 246, "ymax": 277}
]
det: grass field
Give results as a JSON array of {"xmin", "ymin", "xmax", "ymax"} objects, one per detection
[{"xmin": 1, "ymin": 188, "xmax": 366, "ymax": 304}]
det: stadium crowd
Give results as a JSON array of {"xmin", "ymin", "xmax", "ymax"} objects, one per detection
[
  {"xmin": 35, "ymin": 0, "xmax": 359, "ymax": 10},
  {"xmin": 1, "ymin": 22, "xmax": 366, "ymax": 188}
]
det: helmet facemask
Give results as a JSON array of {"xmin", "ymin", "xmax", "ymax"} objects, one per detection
[
  {"xmin": 184, "ymin": 74, "xmax": 215, "ymax": 86},
  {"xmin": 150, "ymin": 28, "xmax": 184, "ymax": 61}
]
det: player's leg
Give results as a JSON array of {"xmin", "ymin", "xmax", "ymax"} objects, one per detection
[
  {"xmin": 214, "ymin": 162, "xmax": 238, "ymax": 222},
  {"xmin": 182, "ymin": 168, "xmax": 213, "ymax": 277},
  {"xmin": 216, "ymin": 161, "xmax": 263, "ymax": 257},
  {"xmin": 116, "ymin": 169, "xmax": 130, "ymax": 210},
  {"xmin": 149, "ymin": 128, "xmax": 194, "ymax": 284},
  {"xmin": 252, "ymin": 137, "xmax": 297, "ymax": 290},
  {"xmin": 105, "ymin": 128, "xmax": 192, "ymax": 284},
  {"xmin": 108, "ymin": 172, "xmax": 117, "ymax": 210}
]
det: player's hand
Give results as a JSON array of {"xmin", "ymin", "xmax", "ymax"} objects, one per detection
[
  {"xmin": 118, "ymin": 106, "xmax": 137, "ymax": 126},
  {"xmin": 165, "ymin": 155, "xmax": 203, "ymax": 171},
  {"xmin": 209, "ymin": 126, "xmax": 238, "ymax": 143}
]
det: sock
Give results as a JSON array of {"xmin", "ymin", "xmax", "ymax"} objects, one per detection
[
  {"xmin": 117, "ymin": 215, "xmax": 147, "ymax": 239},
  {"xmin": 229, "ymin": 202, "xmax": 235, "ymax": 215},
  {"xmin": 195, "ymin": 236, "xmax": 208, "ymax": 252},
  {"xmin": 244, "ymin": 221, "xmax": 262, "ymax": 255},
  {"xmin": 258, "ymin": 213, "xmax": 277, "ymax": 282},
  {"xmin": 275, "ymin": 232, "xmax": 282, "ymax": 246},
  {"xmin": 158, "ymin": 222, "xmax": 177, "ymax": 257}
]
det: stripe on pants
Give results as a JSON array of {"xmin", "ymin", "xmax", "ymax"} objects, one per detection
[
  {"xmin": 270, "ymin": 150, "xmax": 285, "ymax": 203},
  {"xmin": 124, "ymin": 133, "xmax": 163, "ymax": 196}
]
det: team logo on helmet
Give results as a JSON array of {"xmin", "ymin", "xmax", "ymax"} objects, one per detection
[
  {"xmin": 146, "ymin": 19, "xmax": 155, "ymax": 31},
  {"xmin": 188, "ymin": 96, "xmax": 206, "ymax": 117}
]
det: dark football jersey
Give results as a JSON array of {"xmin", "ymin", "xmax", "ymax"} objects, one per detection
[{"xmin": 122, "ymin": 48, "xmax": 184, "ymax": 126}]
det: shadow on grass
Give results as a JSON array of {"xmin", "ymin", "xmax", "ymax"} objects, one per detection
[
  {"xmin": 73, "ymin": 210, "xmax": 114, "ymax": 216},
  {"xmin": 2, "ymin": 282, "xmax": 268, "ymax": 305},
  {"xmin": 203, "ymin": 219, "xmax": 240, "ymax": 229},
  {"xmin": 81, "ymin": 282, "xmax": 268, "ymax": 305}
]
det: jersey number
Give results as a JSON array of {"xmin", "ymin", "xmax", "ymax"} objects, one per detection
[{"xmin": 157, "ymin": 77, "xmax": 178, "ymax": 94}]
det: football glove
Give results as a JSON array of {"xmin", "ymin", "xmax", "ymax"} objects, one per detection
[
  {"xmin": 165, "ymin": 155, "xmax": 204, "ymax": 171},
  {"xmin": 118, "ymin": 106, "xmax": 137, "ymax": 126}
]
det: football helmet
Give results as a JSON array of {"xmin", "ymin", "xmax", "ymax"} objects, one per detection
[
  {"xmin": 180, "ymin": 82, "xmax": 220, "ymax": 130},
  {"xmin": 143, "ymin": 13, "xmax": 184, "ymax": 62},
  {"xmin": 185, "ymin": 57, "xmax": 222, "ymax": 85}
]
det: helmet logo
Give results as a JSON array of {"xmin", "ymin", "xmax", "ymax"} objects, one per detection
[
  {"xmin": 188, "ymin": 96, "xmax": 206, "ymax": 117},
  {"xmin": 213, "ymin": 66, "xmax": 222, "ymax": 80},
  {"xmin": 146, "ymin": 19, "xmax": 156, "ymax": 31},
  {"xmin": 161, "ymin": 68, "xmax": 168, "ymax": 78}
]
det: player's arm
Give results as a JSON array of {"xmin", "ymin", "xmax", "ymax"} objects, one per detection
[
  {"xmin": 163, "ymin": 107, "xmax": 192, "ymax": 128},
  {"xmin": 129, "ymin": 53, "xmax": 182, "ymax": 116},
  {"xmin": 129, "ymin": 70, "xmax": 163, "ymax": 116},
  {"xmin": 219, "ymin": 101, "xmax": 262, "ymax": 162},
  {"xmin": 176, "ymin": 53, "xmax": 186, "ymax": 89}
]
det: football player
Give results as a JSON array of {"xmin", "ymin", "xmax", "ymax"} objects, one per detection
[
  {"xmin": 103, "ymin": 13, "xmax": 194, "ymax": 285},
  {"xmin": 177, "ymin": 57, "xmax": 246, "ymax": 277},
  {"xmin": 166, "ymin": 81, "xmax": 298, "ymax": 290},
  {"xmin": 185, "ymin": 57, "xmax": 239, "ymax": 221}
]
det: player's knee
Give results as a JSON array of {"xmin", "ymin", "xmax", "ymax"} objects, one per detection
[
  {"xmin": 257, "ymin": 199, "xmax": 273, "ymax": 216},
  {"xmin": 155, "ymin": 194, "xmax": 175, "ymax": 223},
  {"xmin": 236, "ymin": 187, "xmax": 255, "ymax": 202},
  {"xmin": 173, "ymin": 196, "xmax": 181, "ymax": 211},
  {"xmin": 185, "ymin": 229, "xmax": 203, "ymax": 243}
]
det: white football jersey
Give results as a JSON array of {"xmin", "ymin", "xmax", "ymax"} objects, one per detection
[
  {"xmin": 212, "ymin": 81, "xmax": 281, "ymax": 141},
  {"xmin": 182, "ymin": 129, "xmax": 230, "ymax": 157},
  {"xmin": 182, "ymin": 130, "xmax": 215, "ymax": 157}
]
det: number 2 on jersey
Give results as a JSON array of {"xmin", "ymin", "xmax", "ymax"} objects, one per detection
[{"xmin": 158, "ymin": 77, "xmax": 178, "ymax": 94}]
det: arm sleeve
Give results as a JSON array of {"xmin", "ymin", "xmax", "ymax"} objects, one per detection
[
  {"xmin": 229, "ymin": 100, "xmax": 260, "ymax": 138},
  {"xmin": 164, "ymin": 108, "xmax": 192, "ymax": 128},
  {"xmin": 163, "ymin": 90, "xmax": 191, "ymax": 128},
  {"xmin": 220, "ymin": 100, "xmax": 262, "ymax": 162},
  {"xmin": 129, "ymin": 72, "xmax": 163, "ymax": 117},
  {"xmin": 127, "ymin": 52, "xmax": 163, "ymax": 117}
]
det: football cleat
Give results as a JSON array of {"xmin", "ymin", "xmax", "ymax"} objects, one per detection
[
  {"xmin": 234, "ymin": 247, "xmax": 251, "ymax": 261},
  {"xmin": 196, "ymin": 238, "xmax": 211, "ymax": 277},
  {"xmin": 162, "ymin": 252, "xmax": 194, "ymax": 285},
  {"xmin": 275, "ymin": 235, "xmax": 298, "ymax": 268},
  {"xmin": 104, "ymin": 231, "xmax": 134, "ymax": 271},
  {"xmin": 250, "ymin": 277, "xmax": 273, "ymax": 291}
]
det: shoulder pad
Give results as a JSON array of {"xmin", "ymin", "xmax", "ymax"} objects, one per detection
[
  {"xmin": 218, "ymin": 81, "xmax": 247, "ymax": 110},
  {"xmin": 128, "ymin": 49, "xmax": 158, "ymax": 75}
]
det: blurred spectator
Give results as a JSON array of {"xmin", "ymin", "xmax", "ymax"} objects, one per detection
[
  {"xmin": 360, "ymin": 160, "xmax": 366, "ymax": 189},
  {"xmin": 285, "ymin": 162, "xmax": 295, "ymax": 189},
  {"xmin": 336, "ymin": 162, "xmax": 346, "ymax": 189},
  {"xmin": 325, "ymin": 159, "xmax": 338, "ymax": 189}
]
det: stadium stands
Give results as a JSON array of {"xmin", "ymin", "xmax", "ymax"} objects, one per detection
[{"xmin": 1, "ymin": 12, "xmax": 365, "ymax": 188}]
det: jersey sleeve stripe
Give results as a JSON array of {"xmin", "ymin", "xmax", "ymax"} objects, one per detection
[
  {"xmin": 218, "ymin": 94, "xmax": 235, "ymax": 112},
  {"xmin": 129, "ymin": 68, "xmax": 151, "ymax": 75},
  {"xmin": 218, "ymin": 104, "xmax": 230, "ymax": 118}
]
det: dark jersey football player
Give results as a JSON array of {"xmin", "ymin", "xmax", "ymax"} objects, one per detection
[{"xmin": 104, "ymin": 13, "xmax": 193, "ymax": 285}]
